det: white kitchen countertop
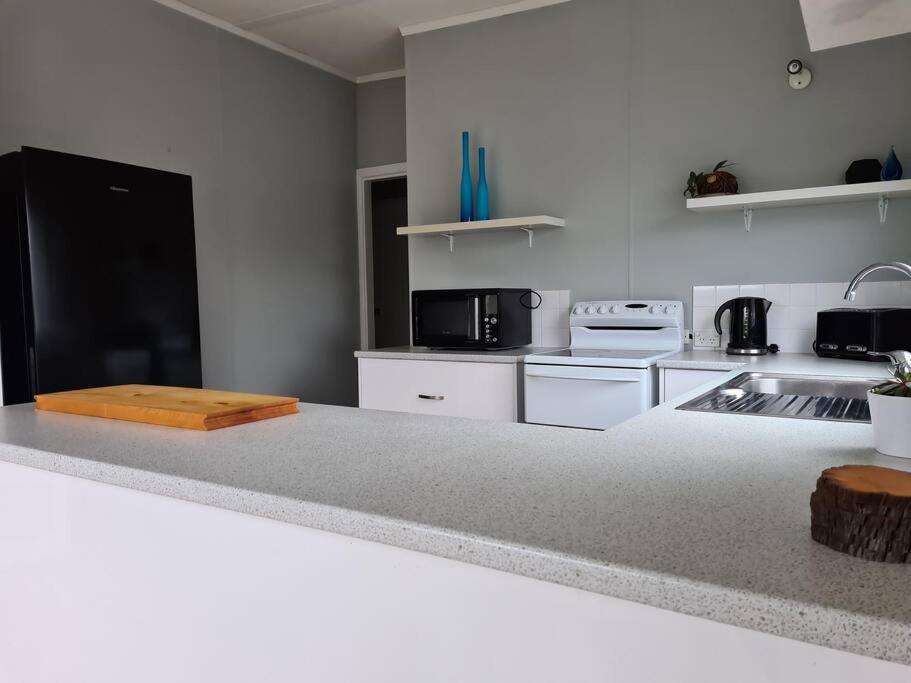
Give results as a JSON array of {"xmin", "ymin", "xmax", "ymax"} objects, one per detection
[
  {"xmin": 355, "ymin": 346, "xmax": 561, "ymax": 363},
  {"xmin": 0, "ymin": 353, "xmax": 908, "ymax": 666},
  {"xmin": 658, "ymin": 348, "xmax": 893, "ymax": 375}
]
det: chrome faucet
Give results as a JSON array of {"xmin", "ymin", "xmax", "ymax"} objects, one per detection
[{"xmin": 844, "ymin": 262, "xmax": 911, "ymax": 302}]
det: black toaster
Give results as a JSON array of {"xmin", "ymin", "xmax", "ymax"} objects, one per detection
[{"xmin": 814, "ymin": 308, "xmax": 911, "ymax": 361}]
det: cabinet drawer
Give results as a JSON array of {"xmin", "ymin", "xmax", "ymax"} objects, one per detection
[{"xmin": 358, "ymin": 358, "xmax": 517, "ymax": 422}]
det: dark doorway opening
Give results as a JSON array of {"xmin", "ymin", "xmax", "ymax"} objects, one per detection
[{"xmin": 370, "ymin": 177, "xmax": 409, "ymax": 349}]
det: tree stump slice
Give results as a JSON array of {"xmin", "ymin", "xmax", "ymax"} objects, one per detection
[{"xmin": 810, "ymin": 465, "xmax": 911, "ymax": 563}]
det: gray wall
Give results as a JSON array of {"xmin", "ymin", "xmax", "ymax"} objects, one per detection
[
  {"xmin": 0, "ymin": 0, "xmax": 359, "ymax": 405},
  {"xmin": 405, "ymin": 0, "xmax": 911, "ymax": 312},
  {"xmin": 357, "ymin": 77, "xmax": 407, "ymax": 168}
]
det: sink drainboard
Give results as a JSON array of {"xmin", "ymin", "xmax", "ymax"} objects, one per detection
[{"xmin": 676, "ymin": 372, "xmax": 886, "ymax": 423}]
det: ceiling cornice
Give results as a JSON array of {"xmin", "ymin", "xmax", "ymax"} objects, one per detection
[
  {"xmin": 399, "ymin": 0, "xmax": 573, "ymax": 36},
  {"xmin": 151, "ymin": 0, "xmax": 357, "ymax": 81},
  {"xmin": 355, "ymin": 69, "xmax": 406, "ymax": 84},
  {"xmin": 238, "ymin": 0, "xmax": 368, "ymax": 30}
]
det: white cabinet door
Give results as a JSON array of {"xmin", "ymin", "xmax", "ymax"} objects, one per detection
[
  {"xmin": 661, "ymin": 369, "xmax": 727, "ymax": 403},
  {"xmin": 358, "ymin": 358, "xmax": 517, "ymax": 421}
]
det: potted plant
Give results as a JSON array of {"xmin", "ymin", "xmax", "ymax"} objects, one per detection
[
  {"xmin": 684, "ymin": 160, "xmax": 738, "ymax": 198},
  {"xmin": 868, "ymin": 350, "xmax": 911, "ymax": 459}
]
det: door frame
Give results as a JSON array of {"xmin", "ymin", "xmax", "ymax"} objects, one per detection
[{"xmin": 356, "ymin": 163, "xmax": 408, "ymax": 350}]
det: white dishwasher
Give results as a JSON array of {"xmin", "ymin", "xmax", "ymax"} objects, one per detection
[{"xmin": 525, "ymin": 301, "xmax": 683, "ymax": 430}]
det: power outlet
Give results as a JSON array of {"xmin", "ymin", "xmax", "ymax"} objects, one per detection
[{"xmin": 694, "ymin": 330, "xmax": 721, "ymax": 348}]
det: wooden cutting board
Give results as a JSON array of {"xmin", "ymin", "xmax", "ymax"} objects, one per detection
[{"xmin": 35, "ymin": 385, "xmax": 299, "ymax": 431}]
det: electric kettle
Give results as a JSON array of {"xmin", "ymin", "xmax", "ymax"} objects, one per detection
[{"xmin": 714, "ymin": 297, "xmax": 776, "ymax": 355}]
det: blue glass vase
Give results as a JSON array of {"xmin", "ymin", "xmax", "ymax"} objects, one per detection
[
  {"xmin": 881, "ymin": 146, "xmax": 903, "ymax": 181},
  {"xmin": 460, "ymin": 131, "xmax": 473, "ymax": 222},
  {"xmin": 476, "ymin": 147, "xmax": 490, "ymax": 221}
]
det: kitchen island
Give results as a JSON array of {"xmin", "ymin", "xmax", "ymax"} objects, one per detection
[{"xmin": 1, "ymin": 357, "xmax": 909, "ymax": 681}]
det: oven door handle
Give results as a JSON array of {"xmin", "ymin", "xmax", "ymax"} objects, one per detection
[{"xmin": 525, "ymin": 371, "xmax": 641, "ymax": 382}]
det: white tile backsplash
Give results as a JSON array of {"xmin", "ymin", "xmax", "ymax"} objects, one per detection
[
  {"xmin": 692, "ymin": 306, "xmax": 715, "ymax": 331},
  {"xmin": 693, "ymin": 286, "xmax": 715, "ymax": 308},
  {"xmin": 531, "ymin": 290, "xmax": 570, "ymax": 347},
  {"xmin": 715, "ymin": 285, "xmax": 740, "ymax": 306},
  {"xmin": 816, "ymin": 282, "xmax": 848, "ymax": 307},
  {"xmin": 739, "ymin": 284, "xmax": 765, "ymax": 298},
  {"xmin": 855, "ymin": 281, "xmax": 902, "ymax": 306},
  {"xmin": 764, "ymin": 283, "xmax": 790, "ymax": 307},
  {"xmin": 692, "ymin": 281, "xmax": 910, "ymax": 353},
  {"xmin": 789, "ymin": 283, "xmax": 816, "ymax": 306}
]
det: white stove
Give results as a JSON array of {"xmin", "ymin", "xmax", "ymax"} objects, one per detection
[{"xmin": 524, "ymin": 300, "xmax": 684, "ymax": 430}]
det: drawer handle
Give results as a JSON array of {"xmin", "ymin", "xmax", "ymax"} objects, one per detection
[{"xmin": 418, "ymin": 394, "xmax": 445, "ymax": 401}]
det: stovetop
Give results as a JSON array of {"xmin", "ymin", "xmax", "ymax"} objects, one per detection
[{"xmin": 525, "ymin": 348, "xmax": 677, "ymax": 369}]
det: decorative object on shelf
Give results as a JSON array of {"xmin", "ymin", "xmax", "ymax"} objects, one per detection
[
  {"xmin": 867, "ymin": 350, "xmax": 911, "ymax": 459},
  {"xmin": 845, "ymin": 158, "xmax": 882, "ymax": 184},
  {"xmin": 460, "ymin": 131, "xmax": 473, "ymax": 222},
  {"xmin": 476, "ymin": 147, "xmax": 490, "ymax": 221},
  {"xmin": 881, "ymin": 146, "xmax": 904, "ymax": 181},
  {"xmin": 786, "ymin": 58, "xmax": 812, "ymax": 90},
  {"xmin": 810, "ymin": 464, "xmax": 911, "ymax": 563},
  {"xmin": 683, "ymin": 160, "xmax": 738, "ymax": 199}
]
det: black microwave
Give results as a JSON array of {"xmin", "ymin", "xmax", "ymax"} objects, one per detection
[{"xmin": 412, "ymin": 289, "xmax": 533, "ymax": 350}]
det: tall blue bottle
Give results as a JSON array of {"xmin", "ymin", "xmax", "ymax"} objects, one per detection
[
  {"xmin": 460, "ymin": 131, "xmax": 473, "ymax": 222},
  {"xmin": 476, "ymin": 147, "xmax": 490, "ymax": 221}
]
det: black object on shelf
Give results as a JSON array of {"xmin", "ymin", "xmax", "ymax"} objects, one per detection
[
  {"xmin": 845, "ymin": 159, "xmax": 883, "ymax": 184},
  {"xmin": 0, "ymin": 147, "xmax": 203, "ymax": 405}
]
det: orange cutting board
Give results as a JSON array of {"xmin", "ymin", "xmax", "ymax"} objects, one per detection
[{"xmin": 35, "ymin": 385, "xmax": 299, "ymax": 431}]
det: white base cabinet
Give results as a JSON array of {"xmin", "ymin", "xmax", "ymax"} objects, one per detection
[
  {"xmin": 660, "ymin": 368, "xmax": 728, "ymax": 403},
  {"xmin": 358, "ymin": 358, "xmax": 520, "ymax": 422}
]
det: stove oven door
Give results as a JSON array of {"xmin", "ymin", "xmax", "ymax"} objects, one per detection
[{"xmin": 524, "ymin": 364, "xmax": 656, "ymax": 430}]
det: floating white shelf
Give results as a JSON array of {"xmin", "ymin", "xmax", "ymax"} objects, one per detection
[
  {"xmin": 686, "ymin": 179, "xmax": 911, "ymax": 230},
  {"xmin": 397, "ymin": 215, "xmax": 565, "ymax": 252}
]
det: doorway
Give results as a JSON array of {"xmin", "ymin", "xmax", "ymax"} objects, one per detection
[
  {"xmin": 356, "ymin": 163, "xmax": 408, "ymax": 349},
  {"xmin": 370, "ymin": 177, "xmax": 409, "ymax": 348}
]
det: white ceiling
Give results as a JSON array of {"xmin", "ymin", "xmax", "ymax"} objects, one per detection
[
  {"xmin": 799, "ymin": 0, "xmax": 911, "ymax": 51},
  {"xmin": 166, "ymin": 0, "xmax": 570, "ymax": 80}
]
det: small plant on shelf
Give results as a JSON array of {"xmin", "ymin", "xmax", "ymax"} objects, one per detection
[{"xmin": 684, "ymin": 160, "xmax": 738, "ymax": 198}]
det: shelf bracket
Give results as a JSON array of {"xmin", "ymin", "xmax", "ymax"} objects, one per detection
[
  {"xmin": 520, "ymin": 227, "xmax": 534, "ymax": 247},
  {"xmin": 440, "ymin": 232, "xmax": 455, "ymax": 253},
  {"xmin": 879, "ymin": 195, "xmax": 890, "ymax": 224},
  {"xmin": 743, "ymin": 207, "xmax": 753, "ymax": 232}
]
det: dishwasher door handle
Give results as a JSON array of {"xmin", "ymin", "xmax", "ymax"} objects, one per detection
[{"xmin": 418, "ymin": 394, "xmax": 446, "ymax": 401}]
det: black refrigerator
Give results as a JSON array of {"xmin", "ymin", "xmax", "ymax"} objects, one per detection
[{"xmin": 0, "ymin": 147, "xmax": 203, "ymax": 405}]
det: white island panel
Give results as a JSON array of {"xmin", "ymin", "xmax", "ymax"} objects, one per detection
[{"xmin": 1, "ymin": 459, "xmax": 907, "ymax": 683}]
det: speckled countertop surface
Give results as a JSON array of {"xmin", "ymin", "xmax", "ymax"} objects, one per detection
[
  {"xmin": 354, "ymin": 346, "xmax": 561, "ymax": 363},
  {"xmin": 0, "ymin": 356, "xmax": 908, "ymax": 666},
  {"xmin": 658, "ymin": 348, "xmax": 751, "ymax": 370}
]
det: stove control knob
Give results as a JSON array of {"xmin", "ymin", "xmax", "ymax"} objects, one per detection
[
  {"xmin": 663, "ymin": 305, "xmax": 673, "ymax": 315},
  {"xmin": 609, "ymin": 305, "xmax": 620, "ymax": 314},
  {"xmin": 597, "ymin": 305, "xmax": 608, "ymax": 314},
  {"xmin": 649, "ymin": 305, "xmax": 661, "ymax": 314},
  {"xmin": 585, "ymin": 306, "xmax": 595, "ymax": 314},
  {"xmin": 573, "ymin": 306, "xmax": 584, "ymax": 315}
]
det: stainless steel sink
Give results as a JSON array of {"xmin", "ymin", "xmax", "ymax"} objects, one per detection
[{"xmin": 676, "ymin": 372, "xmax": 888, "ymax": 423}]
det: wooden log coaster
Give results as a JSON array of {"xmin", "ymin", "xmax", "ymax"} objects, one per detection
[{"xmin": 810, "ymin": 465, "xmax": 911, "ymax": 563}]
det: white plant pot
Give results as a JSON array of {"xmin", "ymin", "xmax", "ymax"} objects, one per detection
[{"xmin": 868, "ymin": 388, "xmax": 911, "ymax": 459}]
